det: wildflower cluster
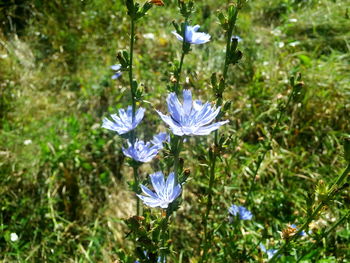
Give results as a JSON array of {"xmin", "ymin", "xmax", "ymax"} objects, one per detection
[
  {"xmin": 100, "ymin": 1, "xmax": 345, "ymax": 262},
  {"xmin": 101, "ymin": 2, "xmax": 232, "ymax": 261}
]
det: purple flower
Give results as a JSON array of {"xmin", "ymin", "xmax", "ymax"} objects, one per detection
[
  {"xmin": 122, "ymin": 139, "xmax": 160, "ymax": 163},
  {"xmin": 137, "ymin": 172, "xmax": 182, "ymax": 208},
  {"xmin": 111, "ymin": 64, "xmax": 122, "ymax": 79},
  {"xmin": 228, "ymin": 205, "xmax": 253, "ymax": 220},
  {"xmin": 102, "ymin": 106, "xmax": 145, "ymax": 135},
  {"xmin": 172, "ymin": 25, "xmax": 211, "ymax": 45},
  {"xmin": 260, "ymin": 244, "xmax": 278, "ymax": 259},
  {"xmin": 157, "ymin": 90, "xmax": 229, "ymax": 136}
]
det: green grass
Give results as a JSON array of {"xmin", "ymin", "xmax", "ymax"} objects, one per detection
[{"xmin": 1, "ymin": 0, "xmax": 349, "ymax": 262}]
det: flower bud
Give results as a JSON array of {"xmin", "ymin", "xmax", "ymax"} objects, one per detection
[{"xmin": 315, "ymin": 180, "xmax": 329, "ymax": 201}]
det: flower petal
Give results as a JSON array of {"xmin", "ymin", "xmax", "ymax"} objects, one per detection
[
  {"xmin": 112, "ymin": 72, "xmax": 122, "ymax": 79},
  {"xmin": 182, "ymin": 89, "xmax": 193, "ymax": 115},
  {"xmin": 167, "ymin": 92, "xmax": 184, "ymax": 123},
  {"xmin": 150, "ymin": 172, "xmax": 166, "ymax": 197},
  {"xmin": 140, "ymin": 184, "xmax": 158, "ymax": 198},
  {"xmin": 111, "ymin": 64, "xmax": 121, "ymax": 71},
  {"xmin": 193, "ymin": 120, "xmax": 229, "ymax": 135},
  {"xmin": 156, "ymin": 111, "xmax": 185, "ymax": 136},
  {"xmin": 134, "ymin": 107, "xmax": 145, "ymax": 127},
  {"xmin": 165, "ymin": 172, "xmax": 176, "ymax": 198},
  {"xmin": 172, "ymin": 31, "xmax": 183, "ymax": 42}
]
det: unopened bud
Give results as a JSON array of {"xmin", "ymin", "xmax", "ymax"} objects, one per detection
[
  {"xmin": 315, "ymin": 180, "xmax": 329, "ymax": 201},
  {"xmin": 184, "ymin": 168, "xmax": 191, "ymax": 176}
]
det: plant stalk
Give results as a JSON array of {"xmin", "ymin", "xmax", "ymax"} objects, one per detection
[
  {"xmin": 296, "ymin": 210, "xmax": 350, "ymax": 262},
  {"xmin": 129, "ymin": 18, "xmax": 136, "ymax": 145},
  {"xmin": 269, "ymin": 164, "xmax": 350, "ymax": 262},
  {"xmin": 245, "ymin": 87, "xmax": 294, "ymax": 205},
  {"xmin": 173, "ymin": 136, "xmax": 183, "ymax": 183},
  {"xmin": 128, "ymin": 17, "xmax": 140, "ymax": 216},
  {"xmin": 200, "ymin": 7, "xmax": 240, "ymax": 262}
]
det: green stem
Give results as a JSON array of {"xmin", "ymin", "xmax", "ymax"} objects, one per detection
[
  {"xmin": 222, "ymin": 18, "xmax": 235, "ymax": 80},
  {"xmin": 200, "ymin": 149, "xmax": 217, "ymax": 263},
  {"xmin": 296, "ymin": 210, "xmax": 350, "ymax": 262},
  {"xmin": 269, "ymin": 164, "xmax": 350, "ymax": 262},
  {"xmin": 133, "ymin": 165, "xmax": 140, "ymax": 216},
  {"xmin": 174, "ymin": 21, "xmax": 188, "ymax": 95},
  {"xmin": 129, "ymin": 19, "xmax": 136, "ymax": 118},
  {"xmin": 128, "ymin": 18, "xmax": 139, "ymax": 216},
  {"xmin": 200, "ymin": 8, "xmax": 240, "ymax": 263},
  {"xmin": 159, "ymin": 213, "xmax": 170, "ymax": 262},
  {"xmin": 174, "ymin": 51, "xmax": 186, "ymax": 94},
  {"xmin": 129, "ymin": 18, "xmax": 136, "ymax": 145},
  {"xmin": 245, "ymin": 88, "xmax": 294, "ymax": 205},
  {"xmin": 245, "ymin": 150, "xmax": 267, "ymax": 206},
  {"xmin": 173, "ymin": 136, "xmax": 183, "ymax": 183}
]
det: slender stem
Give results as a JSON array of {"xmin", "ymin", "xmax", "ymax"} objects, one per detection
[
  {"xmin": 128, "ymin": 18, "xmax": 140, "ymax": 216},
  {"xmin": 296, "ymin": 210, "xmax": 350, "ymax": 262},
  {"xmin": 133, "ymin": 166, "xmax": 140, "ymax": 216},
  {"xmin": 160, "ymin": 213, "xmax": 170, "ymax": 263},
  {"xmin": 245, "ymin": 88, "xmax": 294, "ymax": 205},
  {"xmin": 174, "ymin": 51, "xmax": 186, "ymax": 94},
  {"xmin": 268, "ymin": 164, "xmax": 350, "ymax": 262},
  {"xmin": 200, "ymin": 8, "xmax": 239, "ymax": 263},
  {"xmin": 201, "ymin": 149, "xmax": 217, "ymax": 263},
  {"xmin": 173, "ymin": 136, "xmax": 183, "ymax": 183},
  {"xmin": 222, "ymin": 20, "xmax": 235, "ymax": 81},
  {"xmin": 174, "ymin": 21, "xmax": 188, "ymax": 95},
  {"xmin": 129, "ymin": 18, "xmax": 136, "ymax": 145},
  {"xmin": 245, "ymin": 150, "xmax": 267, "ymax": 206}
]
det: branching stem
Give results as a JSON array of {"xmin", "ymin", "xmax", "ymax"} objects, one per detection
[{"xmin": 269, "ymin": 164, "xmax": 350, "ymax": 262}]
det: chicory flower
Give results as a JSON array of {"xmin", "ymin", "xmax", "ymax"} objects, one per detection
[
  {"xmin": 290, "ymin": 224, "xmax": 308, "ymax": 236},
  {"xmin": 123, "ymin": 139, "xmax": 160, "ymax": 163},
  {"xmin": 151, "ymin": 132, "xmax": 169, "ymax": 148},
  {"xmin": 102, "ymin": 106, "xmax": 145, "ymax": 135},
  {"xmin": 111, "ymin": 64, "xmax": 122, "ymax": 79},
  {"xmin": 157, "ymin": 89, "xmax": 229, "ymax": 136},
  {"xmin": 137, "ymin": 171, "xmax": 182, "ymax": 208},
  {"xmin": 260, "ymin": 244, "xmax": 278, "ymax": 260},
  {"xmin": 172, "ymin": 25, "xmax": 211, "ymax": 45},
  {"xmin": 228, "ymin": 204, "xmax": 253, "ymax": 220}
]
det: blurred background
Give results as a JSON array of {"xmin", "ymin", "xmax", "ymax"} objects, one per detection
[{"xmin": 1, "ymin": 0, "xmax": 349, "ymax": 261}]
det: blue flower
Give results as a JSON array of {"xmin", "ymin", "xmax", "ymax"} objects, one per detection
[
  {"xmin": 157, "ymin": 89, "xmax": 229, "ymax": 136},
  {"xmin": 172, "ymin": 25, "xmax": 211, "ymax": 45},
  {"xmin": 111, "ymin": 64, "xmax": 122, "ymax": 79},
  {"xmin": 151, "ymin": 132, "xmax": 169, "ymax": 148},
  {"xmin": 228, "ymin": 204, "xmax": 253, "ymax": 220},
  {"xmin": 137, "ymin": 171, "xmax": 182, "ymax": 208},
  {"xmin": 102, "ymin": 106, "xmax": 145, "ymax": 135},
  {"xmin": 123, "ymin": 139, "xmax": 160, "ymax": 163},
  {"xmin": 260, "ymin": 244, "xmax": 278, "ymax": 260},
  {"xmin": 290, "ymin": 224, "xmax": 308, "ymax": 236}
]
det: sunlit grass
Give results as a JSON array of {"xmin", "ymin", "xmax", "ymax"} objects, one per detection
[{"xmin": 1, "ymin": 0, "xmax": 349, "ymax": 261}]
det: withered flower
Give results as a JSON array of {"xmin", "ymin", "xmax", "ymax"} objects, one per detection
[{"xmin": 149, "ymin": 0, "xmax": 164, "ymax": 6}]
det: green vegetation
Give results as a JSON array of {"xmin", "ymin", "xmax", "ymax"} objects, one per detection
[{"xmin": 1, "ymin": 0, "xmax": 349, "ymax": 262}]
